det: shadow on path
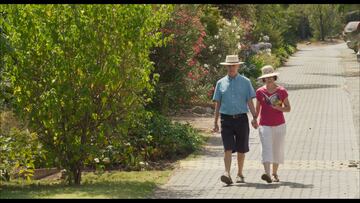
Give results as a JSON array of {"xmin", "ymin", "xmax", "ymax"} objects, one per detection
[
  {"xmin": 282, "ymin": 64, "xmax": 303, "ymax": 68},
  {"xmin": 154, "ymin": 181, "xmax": 315, "ymax": 198},
  {"xmin": 278, "ymin": 83, "xmax": 340, "ymax": 91},
  {"xmin": 228, "ymin": 181, "xmax": 314, "ymax": 189},
  {"xmin": 306, "ymin": 72, "xmax": 360, "ymax": 78}
]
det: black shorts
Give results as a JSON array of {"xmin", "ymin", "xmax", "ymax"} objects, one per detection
[{"xmin": 220, "ymin": 114, "xmax": 250, "ymax": 153}]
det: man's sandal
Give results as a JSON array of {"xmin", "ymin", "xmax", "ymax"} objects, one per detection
[{"xmin": 220, "ymin": 175, "xmax": 233, "ymax": 185}]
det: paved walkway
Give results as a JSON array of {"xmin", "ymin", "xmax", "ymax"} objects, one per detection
[{"xmin": 154, "ymin": 43, "xmax": 360, "ymax": 198}]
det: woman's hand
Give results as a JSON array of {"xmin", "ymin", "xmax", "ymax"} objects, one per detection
[
  {"xmin": 272, "ymin": 98, "xmax": 291, "ymax": 112},
  {"xmin": 271, "ymin": 105, "xmax": 284, "ymax": 112}
]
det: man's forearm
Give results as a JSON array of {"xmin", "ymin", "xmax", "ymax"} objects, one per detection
[
  {"xmin": 215, "ymin": 111, "xmax": 220, "ymax": 124},
  {"xmin": 248, "ymin": 99, "xmax": 257, "ymax": 119},
  {"xmin": 214, "ymin": 101, "xmax": 220, "ymax": 123},
  {"xmin": 255, "ymin": 101, "xmax": 261, "ymax": 118}
]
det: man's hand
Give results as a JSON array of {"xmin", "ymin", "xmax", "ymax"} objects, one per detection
[
  {"xmin": 213, "ymin": 122, "xmax": 220, "ymax": 133},
  {"xmin": 251, "ymin": 118, "xmax": 258, "ymax": 129}
]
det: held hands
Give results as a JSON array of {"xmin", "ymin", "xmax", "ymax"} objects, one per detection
[
  {"xmin": 251, "ymin": 118, "xmax": 259, "ymax": 129},
  {"xmin": 213, "ymin": 118, "xmax": 258, "ymax": 131}
]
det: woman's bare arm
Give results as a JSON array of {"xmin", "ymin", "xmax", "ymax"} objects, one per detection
[
  {"xmin": 272, "ymin": 97, "xmax": 291, "ymax": 112},
  {"xmin": 255, "ymin": 99, "xmax": 261, "ymax": 118}
]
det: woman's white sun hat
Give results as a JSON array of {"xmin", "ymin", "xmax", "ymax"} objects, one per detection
[
  {"xmin": 257, "ymin": 65, "xmax": 279, "ymax": 79},
  {"xmin": 220, "ymin": 55, "xmax": 244, "ymax": 66}
]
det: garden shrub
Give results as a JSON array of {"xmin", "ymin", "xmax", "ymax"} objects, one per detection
[
  {"xmin": 285, "ymin": 44, "xmax": 297, "ymax": 55},
  {"xmin": 274, "ymin": 47, "xmax": 289, "ymax": 63},
  {"xmin": 143, "ymin": 112, "xmax": 204, "ymax": 160},
  {"xmin": 130, "ymin": 111, "xmax": 204, "ymax": 161},
  {"xmin": 249, "ymin": 53, "xmax": 281, "ymax": 69},
  {"xmin": 243, "ymin": 52, "xmax": 282, "ymax": 88},
  {"xmin": 88, "ymin": 111, "xmax": 204, "ymax": 171},
  {"xmin": 0, "ymin": 111, "xmax": 44, "ymax": 181}
]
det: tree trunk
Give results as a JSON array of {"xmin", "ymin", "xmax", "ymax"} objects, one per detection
[
  {"xmin": 161, "ymin": 90, "xmax": 169, "ymax": 114},
  {"xmin": 300, "ymin": 17, "xmax": 306, "ymax": 39},
  {"xmin": 4, "ymin": 170, "xmax": 10, "ymax": 181},
  {"xmin": 73, "ymin": 167, "xmax": 82, "ymax": 185},
  {"xmin": 69, "ymin": 131, "xmax": 87, "ymax": 185},
  {"xmin": 319, "ymin": 8, "xmax": 325, "ymax": 41},
  {"xmin": 67, "ymin": 163, "xmax": 82, "ymax": 185}
]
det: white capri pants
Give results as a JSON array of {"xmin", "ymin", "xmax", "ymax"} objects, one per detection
[{"xmin": 258, "ymin": 123, "xmax": 286, "ymax": 164}]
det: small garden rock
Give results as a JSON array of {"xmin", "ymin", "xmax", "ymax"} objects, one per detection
[{"xmin": 192, "ymin": 106, "xmax": 207, "ymax": 114}]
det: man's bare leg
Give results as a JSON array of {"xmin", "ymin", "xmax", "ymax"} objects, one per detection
[
  {"xmin": 220, "ymin": 150, "xmax": 234, "ymax": 185},
  {"xmin": 237, "ymin": 153, "xmax": 245, "ymax": 176},
  {"xmin": 224, "ymin": 150, "xmax": 232, "ymax": 175}
]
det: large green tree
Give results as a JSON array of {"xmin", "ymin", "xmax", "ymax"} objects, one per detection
[
  {"xmin": 306, "ymin": 4, "xmax": 342, "ymax": 41},
  {"xmin": 0, "ymin": 10, "xmax": 14, "ymax": 108},
  {"xmin": 2, "ymin": 4, "xmax": 171, "ymax": 185}
]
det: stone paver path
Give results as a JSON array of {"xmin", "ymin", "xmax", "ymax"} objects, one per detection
[{"xmin": 154, "ymin": 43, "xmax": 360, "ymax": 198}]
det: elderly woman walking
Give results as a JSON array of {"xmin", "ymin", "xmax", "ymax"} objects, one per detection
[{"xmin": 254, "ymin": 65, "xmax": 291, "ymax": 183}]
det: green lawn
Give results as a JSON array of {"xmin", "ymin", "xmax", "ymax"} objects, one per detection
[{"xmin": 0, "ymin": 170, "xmax": 171, "ymax": 199}]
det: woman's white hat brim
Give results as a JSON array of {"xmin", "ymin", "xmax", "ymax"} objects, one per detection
[
  {"xmin": 220, "ymin": 62, "xmax": 245, "ymax": 65},
  {"xmin": 257, "ymin": 72, "xmax": 279, "ymax": 79}
]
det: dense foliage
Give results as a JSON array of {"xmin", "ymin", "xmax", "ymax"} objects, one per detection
[
  {"xmin": 0, "ymin": 111, "xmax": 43, "ymax": 182},
  {"xmin": 2, "ymin": 4, "xmax": 172, "ymax": 184},
  {"xmin": 0, "ymin": 4, "xmax": 354, "ymax": 185},
  {"xmin": 150, "ymin": 5, "xmax": 207, "ymax": 112}
]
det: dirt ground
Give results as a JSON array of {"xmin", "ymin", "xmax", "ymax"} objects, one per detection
[{"xmin": 297, "ymin": 38, "xmax": 345, "ymax": 49}]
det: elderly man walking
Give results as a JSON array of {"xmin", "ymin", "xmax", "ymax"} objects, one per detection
[{"xmin": 212, "ymin": 55, "xmax": 258, "ymax": 185}]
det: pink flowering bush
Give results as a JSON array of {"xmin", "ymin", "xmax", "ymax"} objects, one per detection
[
  {"xmin": 150, "ymin": 5, "xmax": 256, "ymax": 107},
  {"xmin": 150, "ymin": 5, "xmax": 206, "ymax": 112}
]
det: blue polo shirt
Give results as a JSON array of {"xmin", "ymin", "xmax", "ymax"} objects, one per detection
[{"xmin": 212, "ymin": 74, "xmax": 256, "ymax": 115}]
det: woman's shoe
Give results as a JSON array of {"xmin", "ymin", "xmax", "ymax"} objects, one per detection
[
  {"xmin": 272, "ymin": 174, "xmax": 280, "ymax": 182},
  {"xmin": 235, "ymin": 175, "xmax": 245, "ymax": 183},
  {"xmin": 261, "ymin": 174, "xmax": 272, "ymax": 183}
]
